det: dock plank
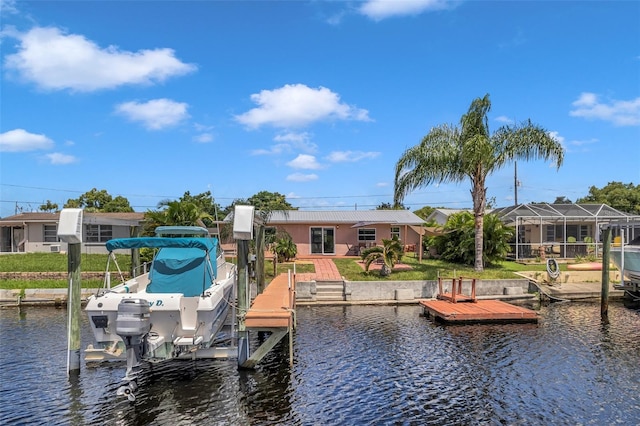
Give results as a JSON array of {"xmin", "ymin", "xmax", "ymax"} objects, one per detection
[
  {"xmin": 419, "ymin": 299, "xmax": 538, "ymax": 323},
  {"xmin": 245, "ymin": 273, "xmax": 295, "ymax": 329}
]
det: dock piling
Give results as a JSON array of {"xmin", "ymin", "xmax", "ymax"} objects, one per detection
[
  {"xmin": 66, "ymin": 243, "xmax": 82, "ymax": 374},
  {"xmin": 601, "ymin": 227, "xmax": 612, "ymax": 322}
]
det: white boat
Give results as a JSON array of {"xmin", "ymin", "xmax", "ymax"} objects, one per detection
[
  {"xmin": 84, "ymin": 226, "xmax": 236, "ymax": 400},
  {"xmin": 610, "ymin": 243, "xmax": 640, "ymax": 287}
]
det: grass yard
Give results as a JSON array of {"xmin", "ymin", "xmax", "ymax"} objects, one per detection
[
  {"xmin": 0, "ymin": 252, "xmax": 552, "ymax": 289},
  {"xmin": 334, "ymin": 255, "xmax": 550, "ymax": 281},
  {"xmin": 0, "ymin": 252, "xmax": 131, "ymax": 272}
]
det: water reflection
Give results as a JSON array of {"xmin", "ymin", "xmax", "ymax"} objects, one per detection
[{"xmin": 1, "ymin": 302, "xmax": 639, "ymax": 425}]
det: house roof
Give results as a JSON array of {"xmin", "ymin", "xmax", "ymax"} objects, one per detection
[
  {"xmin": 0, "ymin": 211, "xmax": 145, "ymax": 226},
  {"xmin": 492, "ymin": 203, "xmax": 635, "ymax": 221},
  {"xmin": 265, "ymin": 210, "xmax": 425, "ymax": 226}
]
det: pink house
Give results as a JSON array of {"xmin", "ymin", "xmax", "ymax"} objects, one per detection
[{"xmin": 264, "ymin": 210, "xmax": 426, "ymax": 258}]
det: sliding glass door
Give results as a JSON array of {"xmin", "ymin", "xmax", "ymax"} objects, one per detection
[{"xmin": 310, "ymin": 227, "xmax": 335, "ymax": 255}]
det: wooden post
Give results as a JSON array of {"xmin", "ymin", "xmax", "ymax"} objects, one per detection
[
  {"xmin": 601, "ymin": 227, "xmax": 612, "ymax": 321},
  {"xmin": 237, "ymin": 239, "xmax": 250, "ymax": 367},
  {"xmin": 67, "ymin": 242, "xmax": 82, "ymax": 374},
  {"xmin": 130, "ymin": 226, "xmax": 140, "ymax": 277},
  {"xmin": 256, "ymin": 225, "xmax": 265, "ymax": 295}
]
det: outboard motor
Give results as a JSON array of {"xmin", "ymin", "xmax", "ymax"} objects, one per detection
[{"xmin": 115, "ymin": 298, "xmax": 150, "ymax": 401}]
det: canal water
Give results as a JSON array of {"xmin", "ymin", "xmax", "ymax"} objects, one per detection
[{"xmin": 1, "ymin": 302, "xmax": 639, "ymax": 425}]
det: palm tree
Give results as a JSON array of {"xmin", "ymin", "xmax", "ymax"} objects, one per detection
[
  {"xmin": 361, "ymin": 236, "xmax": 404, "ymax": 277},
  {"xmin": 143, "ymin": 201, "xmax": 213, "ymax": 234},
  {"xmin": 394, "ymin": 94, "xmax": 564, "ymax": 271}
]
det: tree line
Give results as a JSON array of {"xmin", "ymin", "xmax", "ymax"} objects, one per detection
[{"xmin": 38, "ymin": 182, "xmax": 640, "ymax": 219}]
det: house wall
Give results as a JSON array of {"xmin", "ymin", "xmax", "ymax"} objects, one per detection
[
  {"xmin": 21, "ymin": 223, "xmax": 134, "ymax": 254},
  {"xmin": 276, "ymin": 223, "xmax": 421, "ymax": 257}
]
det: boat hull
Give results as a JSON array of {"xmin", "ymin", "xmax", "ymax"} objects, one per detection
[
  {"xmin": 610, "ymin": 246, "xmax": 640, "ymax": 285},
  {"xmin": 85, "ymin": 276, "xmax": 234, "ymax": 362}
]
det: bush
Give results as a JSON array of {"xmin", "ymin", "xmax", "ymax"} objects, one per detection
[{"xmin": 272, "ymin": 233, "xmax": 297, "ymax": 262}]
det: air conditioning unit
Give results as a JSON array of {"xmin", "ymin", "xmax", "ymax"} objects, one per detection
[{"xmin": 50, "ymin": 245, "xmax": 61, "ymax": 253}]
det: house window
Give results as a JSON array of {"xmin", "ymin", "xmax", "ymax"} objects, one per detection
[
  {"xmin": 358, "ymin": 228, "xmax": 376, "ymax": 242},
  {"xmin": 44, "ymin": 225, "xmax": 58, "ymax": 242},
  {"xmin": 390, "ymin": 226, "xmax": 400, "ymax": 240},
  {"xmin": 565, "ymin": 225, "xmax": 577, "ymax": 241},
  {"xmin": 579, "ymin": 225, "xmax": 589, "ymax": 241},
  {"xmin": 545, "ymin": 225, "xmax": 555, "ymax": 242},
  {"xmin": 85, "ymin": 225, "xmax": 113, "ymax": 243}
]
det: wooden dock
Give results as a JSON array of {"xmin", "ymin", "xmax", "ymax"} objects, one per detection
[
  {"xmin": 240, "ymin": 272, "xmax": 296, "ymax": 368},
  {"xmin": 419, "ymin": 299, "xmax": 538, "ymax": 324},
  {"xmin": 245, "ymin": 272, "xmax": 295, "ymax": 329}
]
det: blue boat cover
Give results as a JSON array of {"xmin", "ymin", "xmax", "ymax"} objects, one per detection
[
  {"xmin": 106, "ymin": 237, "xmax": 218, "ymax": 297},
  {"xmin": 105, "ymin": 237, "xmax": 215, "ymax": 252},
  {"xmin": 154, "ymin": 226, "xmax": 209, "ymax": 237}
]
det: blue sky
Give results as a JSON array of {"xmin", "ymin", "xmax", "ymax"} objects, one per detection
[{"xmin": 1, "ymin": 0, "xmax": 638, "ymax": 218}]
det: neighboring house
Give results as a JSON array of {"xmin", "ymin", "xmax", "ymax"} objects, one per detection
[
  {"xmin": 263, "ymin": 210, "xmax": 426, "ymax": 258},
  {"xmin": 425, "ymin": 208, "xmax": 468, "ymax": 226},
  {"xmin": 428, "ymin": 203, "xmax": 640, "ymax": 260},
  {"xmin": 0, "ymin": 212, "xmax": 145, "ymax": 254}
]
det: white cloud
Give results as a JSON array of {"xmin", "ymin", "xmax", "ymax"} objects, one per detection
[
  {"xmin": 376, "ymin": 182, "xmax": 389, "ymax": 187},
  {"xmin": 44, "ymin": 152, "xmax": 77, "ymax": 165},
  {"xmin": 287, "ymin": 154, "xmax": 323, "ymax": 170},
  {"xmin": 326, "ymin": 150, "xmax": 380, "ymax": 162},
  {"xmin": 359, "ymin": 0, "xmax": 451, "ymax": 21},
  {"xmin": 251, "ymin": 144, "xmax": 290, "ymax": 156},
  {"xmin": 547, "ymin": 131, "xmax": 565, "ymax": 145},
  {"xmin": 274, "ymin": 131, "xmax": 318, "ymax": 152},
  {"xmin": 192, "ymin": 123, "xmax": 214, "ymax": 143},
  {"xmin": 252, "ymin": 132, "xmax": 318, "ymax": 156},
  {"xmin": 193, "ymin": 133, "xmax": 213, "ymax": 143},
  {"xmin": 0, "ymin": 0, "xmax": 18, "ymax": 15},
  {"xmin": 286, "ymin": 173, "xmax": 318, "ymax": 182},
  {"xmin": 495, "ymin": 115, "xmax": 514, "ymax": 124},
  {"xmin": 0, "ymin": 128, "xmax": 54, "ymax": 152},
  {"xmin": 234, "ymin": 84, "xmax": 371, "ymax": 129},
  {"xmin": 569, "ymin": 138, "xmax": 598, "ymax": 147},
  {"xmin": 115, "ymin": 98, "xmax": 189, "ymax": 130},
  {"xmin": 3, "ymin": 26, "xmax": 196, "ymax": 92},
  {"xmin": 570, "ymin": 92, "xmax": 640, "ymax": 126}
]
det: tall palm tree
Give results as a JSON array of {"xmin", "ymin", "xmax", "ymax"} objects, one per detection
[{"xmin": 394, "ymin": 94, "xmax": 564, "ymax": 271}]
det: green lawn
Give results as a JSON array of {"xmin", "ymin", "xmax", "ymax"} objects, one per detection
[
  {"xmin": 0, "ymin": 252, "xmax": 131, "ymax": 272},
  {"xmin": 0, "ymin": 252, "xmax": 550, "ymax": 290},
  {"xmin": 334, "ymin": 255, "xmax": 550, "ymax": 281}
]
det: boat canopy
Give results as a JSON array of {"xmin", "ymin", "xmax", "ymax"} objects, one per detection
[
  {"xmin": 106, "ymin": 237, "xmax": 216, "ymax": 252},
  {"xmin": 106, "ymin": 237, "xmax": 218, "ymax": 297},
  {"xmin": 154, "ymin": 226, "xmax": 209, "ymax": 237}
]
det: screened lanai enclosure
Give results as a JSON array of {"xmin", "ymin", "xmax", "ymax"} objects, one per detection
[{"xmin": 492, "ymin": 203, "xmax": 640, "ymax": 261}]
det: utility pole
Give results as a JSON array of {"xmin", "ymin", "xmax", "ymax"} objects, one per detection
[{"xmin": 514, "ymin": 162, "xmax": 519, "ymax": 206}]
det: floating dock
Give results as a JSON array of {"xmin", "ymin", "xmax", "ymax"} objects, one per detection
[
  {"xmin": 420, "ymin": 277, "xmax": 538, "ymax": 324},
  {"xmin": 419, "ymin": 299, "xmax": 538, "ymax": 323}
]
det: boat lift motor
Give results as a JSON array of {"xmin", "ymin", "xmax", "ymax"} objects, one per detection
[{"xmin": 115, "ymin": 298, "xmax": 150, "ymax": 401}]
